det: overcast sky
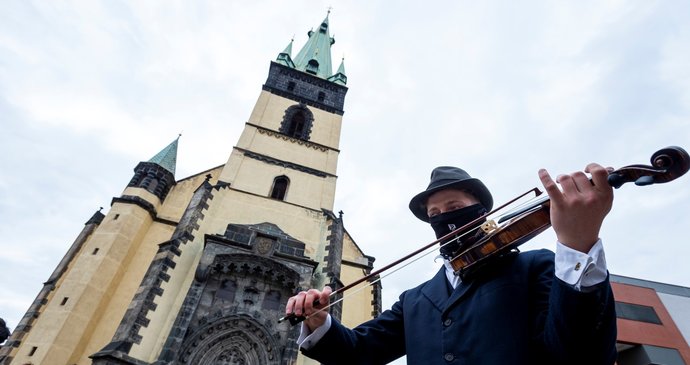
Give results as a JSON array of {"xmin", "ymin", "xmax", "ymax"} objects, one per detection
[{"xmin": 2, "ymin": 1, "xmax": 690, "ymax": 358}]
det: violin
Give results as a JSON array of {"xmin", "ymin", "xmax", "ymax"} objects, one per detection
[
  {"xmin": 280, "ymin": 146, "xmax": 689, "ymax": 325},
  {"xmin": 450, "ymin": 146, "xmax": 689, "ymax": 279}
]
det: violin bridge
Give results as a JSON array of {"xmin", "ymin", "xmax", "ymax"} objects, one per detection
[{"xmin": 480, "ymin": 220, "xmax": 498, "ymax": 234}]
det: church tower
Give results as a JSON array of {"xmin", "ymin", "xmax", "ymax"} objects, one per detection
[{"xmin": 1, "ymin": 13, "xmax": 379, "ymax": 365}]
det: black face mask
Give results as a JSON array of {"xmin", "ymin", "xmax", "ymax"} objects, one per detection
[{"xmin": 429, "ymin": 204, "xmax": 487, "ymax": 257}]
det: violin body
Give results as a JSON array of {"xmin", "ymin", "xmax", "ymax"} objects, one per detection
[{"xmin": 451, "ymin": 203, "xmax": 551, "ymax": 278}]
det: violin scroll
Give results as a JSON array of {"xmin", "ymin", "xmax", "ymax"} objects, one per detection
[{"xmin": 607, "ymin": 146, "xmax": 689, "ymax": 188}]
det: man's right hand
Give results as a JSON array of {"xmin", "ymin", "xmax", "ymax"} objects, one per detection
[{"xmin": 285, "ymin": 286, "xmax": 332, "ymax": 331}]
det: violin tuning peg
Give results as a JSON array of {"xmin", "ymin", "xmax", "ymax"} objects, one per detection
[
  {"xmin": 607, "ymin": 173, "xmax": 625, "ymax": 189},
  {"xmin": 634, "ymin": 175, "xmax": 655, "ymax": 186}
]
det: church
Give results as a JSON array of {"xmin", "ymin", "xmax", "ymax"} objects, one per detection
[{"xmin": 0, "ymin": 13, "xmax": 380, "ymax": 365}]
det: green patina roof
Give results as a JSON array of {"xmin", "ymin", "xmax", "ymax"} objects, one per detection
[
  {"xmin": 335, "ymin": 58, "xmax": 346, "ymax": 75},
  {"xmin": 281, "ymin": 39, "xmax": 293, "ymax": 56},
  {"xmin": 148, "ymin": 136, "xmax": 179, "ymax": 175},
  {"xmin": 276, "ymin": 39, "xmax": 296, "ymax": 68},
  {"xmin": 292, "ymin": 13, "xmax": 336, "ymax": 80},
  {"xmin": 327, "ymin": 57, "xmax": 347, "ymax": 85}
]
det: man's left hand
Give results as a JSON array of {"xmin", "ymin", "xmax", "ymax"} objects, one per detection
[{"xmin": 539, "ymin": 163, "xmax": 614, "ymax": 253}]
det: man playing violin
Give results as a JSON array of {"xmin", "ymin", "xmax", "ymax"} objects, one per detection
[{"xmin": 285, "ymin": 164, "xmax": 617, "ymax": 364}]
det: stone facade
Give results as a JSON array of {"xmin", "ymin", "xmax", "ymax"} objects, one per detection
[
  {"xmin": 155, "ymin": 222, "xmax": 319, "ymax": 364},
  {"xmin": 263, "ymin": 62, "xmax": 347, "ymax": 115}
]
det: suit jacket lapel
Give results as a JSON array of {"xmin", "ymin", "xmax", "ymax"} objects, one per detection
[
  {"xmin": 421, "ymin": 267, "xmax": 452, "ymax": 313},
  {"xmin": 443, "ymin": 278, "xmax": 477, "ymax": 316}
]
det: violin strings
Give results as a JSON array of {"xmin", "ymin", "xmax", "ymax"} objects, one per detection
[
  {"xmin": 496, "ymin": 194, "xmax": 549, "ymax": 223},
  {"xmin": 296, "ymin": 226, "xmax": 483, "ymax": 321},
  {"xmin": 287, "ymin": 188, "xmax": 544, "ymax": 323}
]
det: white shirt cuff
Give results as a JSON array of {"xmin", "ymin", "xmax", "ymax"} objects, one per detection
[
  {"xmin": 555, "ymin": 239, "xmax": 608, "ymax": 290},
  {"xmin": 296, "ymin": 314, "xmax": 332, "ymax": 350}
]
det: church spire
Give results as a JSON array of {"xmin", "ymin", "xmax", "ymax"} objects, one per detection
[
  {"xmin": 293, "ymin": 12, "xmax": 336, "ymax": 79},
  {"xmin": 148, "ymin": 135, "xmax": 179, "ymax": 175},
  {"xmin": 265, "ymin": 11, "xmax": 348, "ymax": 115}
]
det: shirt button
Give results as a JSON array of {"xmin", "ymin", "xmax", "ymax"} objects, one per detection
[
  {"xmin": 443, "ymin": 318, "xmax": 452, "ymax": 327},
  {"xmin": 444, "ymin": 353, "xmax": 455, "ymax": 361}
]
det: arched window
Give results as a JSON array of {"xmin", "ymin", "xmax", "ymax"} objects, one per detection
[
  {"xmin": 270, "ymin": 176, "xmax": 289, "ymax": 200},
  {"xmin": 287, "ymin": 112, "xmax": 305, "ymax": 137},
  {"xmin": 279, "ymin": 104, "xmax": 314, "ymax": 140}
]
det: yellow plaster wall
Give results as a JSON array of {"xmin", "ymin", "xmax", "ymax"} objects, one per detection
[
  {"xmin": 341, "ymin": 232, "xmax": 367, "ymax": 263},
  {"xmin": 11, "ymin": 203, "xmax": 154, "ymax": 365},
  {"xmin": 340, "ymin": 234, "xmax": 375, "ymax": 328},
  {"xmin": 339, "ymin": 264, "xmax": 375, "ymax": 328},
  {"xmin": 236, "ymin": 125, "xmax": 340, "ymax": 175},
  {"xmin": 6, "ymin": 214, "xmax": 102, "ymax": 363},
  {"xmin": 76, "ymin": 222, "xmax": 175, "ymax": 364},
  {"xmin": 218, "ymin": 152, "xmax": 337, "ymax": 212},
  {"xmin": 157, "ymin": 167, "xmax": 223, "ymax": 220},
  {"xmin": 121, "ymin": 186, "xmax": 163, "ymax": 211},
  {"xmin": 210, "ymin": 188, "xmax": 330, "ymax": 254}
]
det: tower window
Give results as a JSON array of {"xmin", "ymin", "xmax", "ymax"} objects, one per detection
[
  {"xmin": 270, "ymin": 176, "xmax": 289, "ymax": 200},
  {"xmin": 92, "ymin": 248, "xmax": 99, "ymax": 255},
  {"xmin": 306, "ymin": 59, "xmax": 319, "ymax": 74},
  {"xmin": 318, "ymin": 91, "xmax": 326, "ymax": 102},
  {"xmin": 279, "ymin": 104, "xmax": 314, "ymax": 140},
  {"xmin": 288, "ymin": 113, "xmax": 305, "ymax": 137},
  {"xmin": 29, "ymin": 346, "xmax": 38, "ymax": 356},
  {"xmin": 60, "ymin": 297, "xmax": 69, "ymax": 306}
]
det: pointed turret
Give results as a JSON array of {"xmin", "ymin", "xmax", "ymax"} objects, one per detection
[
  {"xmin": 293, "ymin": 13, "xmax": 335, "ymax": 79},
  {"xmin": 127, "ymin": 136, "xmax": 179, "ymax": 201},
  {"xmin": 148, "ymin": 135, "xmax": 179, "ymax": 175},
  {"xmin": 276, "ymin": 39, "xmax": 296, "ymax": 68},
  {"xmin": 328, "ymin": 57, "xmax": 347, "ymax": 85}
]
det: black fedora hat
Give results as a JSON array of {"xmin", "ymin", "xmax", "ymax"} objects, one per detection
[{"xmin": 408, "ymin": 166, "xmax": 493, "ymax": 222}]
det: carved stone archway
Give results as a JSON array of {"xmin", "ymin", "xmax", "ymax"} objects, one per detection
[{"xmin": 178, "ymin": 314, "xmax": 280, "ymax": 365}]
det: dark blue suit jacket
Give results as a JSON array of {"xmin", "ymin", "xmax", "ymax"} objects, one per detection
[{"xmin": 303, "ymin": 249, "xmax": 617, "ymax": 364}]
